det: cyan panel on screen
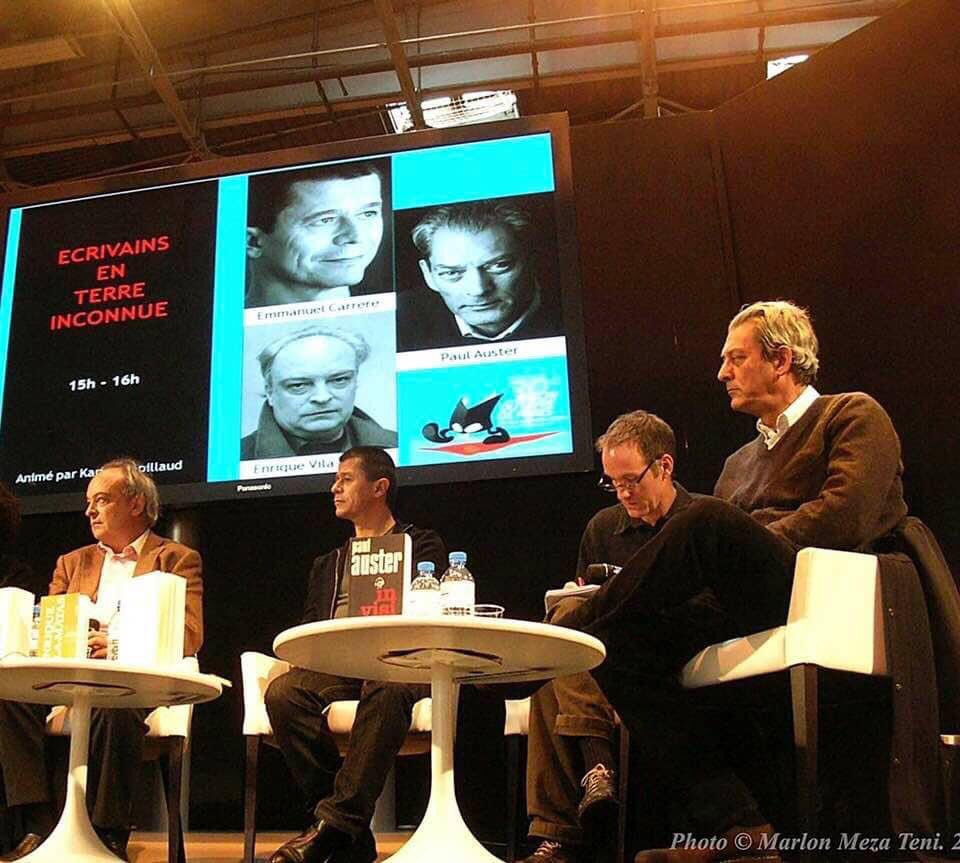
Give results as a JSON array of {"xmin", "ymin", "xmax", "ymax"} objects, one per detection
[
  {"xmin": 396, "ymin": 355, "xmax": 573, "ymax": 466},
  {"xmin": 207, "ymin": 175, "xmax": 248, "ymax": 481},
  {"xmin": 0, "ymin": 209, "xmax": 23, "ymax": 430},
  {"xmin": 393, "ymin": 134, "xmax": 556, "ymax": 210}
]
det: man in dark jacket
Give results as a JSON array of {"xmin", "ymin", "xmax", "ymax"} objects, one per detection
[
  {"xmin": 265, "ymin": 447, "xmax": 445, "ymax": 863},
  {"xmin": 519, "ymin": 411, "xmax": 719, "ymax": 863}
]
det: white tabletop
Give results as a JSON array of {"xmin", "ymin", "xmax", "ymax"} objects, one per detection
[
  {"xmin": 0, "ymin": 657, "xmax": 225, "ymax": 708},
  {"xmin": 273, "ymin": 616, "xmax": 606, "ymax": 685}
]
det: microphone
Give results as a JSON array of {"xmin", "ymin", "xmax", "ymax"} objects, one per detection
[{"xmin": 581, "ymin": 563, "xmax": 622, "ymax": 586}]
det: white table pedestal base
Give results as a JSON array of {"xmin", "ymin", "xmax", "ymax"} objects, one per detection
[
  {"xmin": 22, "ymin": 692, "xmax": 123, "ymax": 863},
  {"xmin": 273, "ymin": 617, "xmax": 605, "ymax": 863},
  {"xmin": 387, "ymin": 661, "xmax": 499, "ymax": 863}
]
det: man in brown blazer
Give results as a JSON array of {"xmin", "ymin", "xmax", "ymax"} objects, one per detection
[{"xmin": 0, "ymin": 458, "xmax": 203, "ymax": 861}]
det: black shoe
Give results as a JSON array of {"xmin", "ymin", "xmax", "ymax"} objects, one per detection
[
  {"xmin": 0, "ymin": 834, "xmax": 43, "ymax": 861},
  {"xmin": 94, "ymin": 827, "xmax": 130, "ymax": 861},
  {"xmin": 577, "ymin": 763, "xmax": 617, "ymax": 835},
  {"xmin": 269, "ymin": 819, "xmax": 352, "ymax": 863},
  {"xmin": 518, "ymin": 840, "xmax": 581, "ymax": 863}
]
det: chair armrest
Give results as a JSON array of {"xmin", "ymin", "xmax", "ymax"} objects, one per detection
[
  {"xmin": 681, "ymin": 627, "xmax": 787, "ymax": 688},
  {"xmin": 410, "ymin": 697, "xmax": 432, "ymax": 733},
  {"xmin": 241, "ymin": 651, "xmax": 291, "ymax": 736},
  {"xmin": 504, "ymin": 698, "xmax": 530, "ymax": 736},
  {"xmin": 146, "ymin": 656, "xmax": 199, "ymax": 738},
  {"xmin": 784, "ymin": 547, "xmax": 887, "ymax": 675},
  {"xmin": 46, "ymin": 657, "xmax": 201, "ymax": 737},
  {"xmin": 326, "ymin": 697, "xmax": 432, "ymax": 735},
  {"xmin": 681, "ymin": 547, "xmax": 886, "ymax": 689}
]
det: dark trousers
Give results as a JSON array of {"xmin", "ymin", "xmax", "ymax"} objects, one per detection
[
  {"xmin": 570, "ymin": 498, "xmax": 797, "ymax": 836},
  {"xmin": 264, "ymin": 667, "xmax": 429, "ymax": 837},
  {"xmin": 526, "ymin": 594, "xmax": 618, "ymax": 843},
  {"xmin": 526, "ymin": 670, "xmax": 617, "ymax": 844},
  {"xmin": 0, "ymin": 700, "xmax": 148, "ymax": 830}
]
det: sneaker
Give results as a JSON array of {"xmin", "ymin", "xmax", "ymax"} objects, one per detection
[
  {"xmin": 519, "ymin": 840, "xmax": 581, "ymax": 863},
  {"xmin": 577, "ymin": 763, "xmax": 618, "ymax": 834}
]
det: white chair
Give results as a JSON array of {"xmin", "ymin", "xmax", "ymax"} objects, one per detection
[
  {"xmin": 503, "ymin": 697, "xmax": 629, "ymax": 863},
  {"xmin": 240, "ymin": 650, "xmax": 432, "ymax": 863},
  {"xmin": 46, "ymin": 655, "xmax": 199, "ymax": 863},
  {"xmin": 681, "ymin": 547, "xmax": 888, "ymax": 841}
]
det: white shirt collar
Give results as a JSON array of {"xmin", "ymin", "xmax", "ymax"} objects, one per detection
[
  {"xmin": 757, "ymin": 386, "xmax": 820, "ymax": 450},
  {"xmin": 98, "ymin": 529, "xmax": 150, "ymax": 559},
  {"xmin": 453, "ymin": 285, "xmax": 541, "ymax": 342}
]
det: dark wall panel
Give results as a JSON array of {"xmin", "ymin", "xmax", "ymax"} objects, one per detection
[
  {"xmin": 570, "ymin": 115, "xmax": 742, "ymax": 494},
  {"xmin": 714, "ymin": 0, "xmax": 960, "ymax": 565}
]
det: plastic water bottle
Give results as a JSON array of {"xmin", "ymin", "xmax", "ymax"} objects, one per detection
[
  {"xmin": 106, "ymin": 600, "xmax": 122, "ymax": 661},
  {"xmin": 440, "ymin": 552, "xmax": 475, "ymax": 616},
  {"xmin": 407, "ymin": 561, "xmax": 441, "ymax": 618},
  {"xmin": 28, "ymin": 604, "xmax": 40, "ymax": 657}
]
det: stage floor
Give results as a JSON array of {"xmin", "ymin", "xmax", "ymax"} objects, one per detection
[{"xmin": 127, "ymin": 831, "xmax": 410, "ymax": 862}]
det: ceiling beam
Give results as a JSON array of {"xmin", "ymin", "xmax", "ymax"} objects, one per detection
[
  {"xmin": 0, "ymin": 0, "xmax": 896, "ymax": 113},
  {"xmin": 0, "ymin": 42, "xmax": 830, "ymax": 167},
  {"xmin": 637, "ymin": 0, "xmax": 660, "ymax": 119},
  {"xmin": 0, "ymin": 0, "xmax": 891, "ymax": 133},
  {"xmin": 655, "ymin": 0, "xmax": 894, "ymax": 37},
  {"xmin": 1, "ymin": 27, "xmax": 635, "ymax": 123},
  {"xmin": 99, "ymin": 0, "xmax": 209, "ymax": 159},
  {"xmin": 529, "ymin": 0, "xmax": 542, "ymax": 104},
  {"xmin": 0, "ymin": 0, "xmax": 450, "ymax": 107},
  {"xmin": 371, "ymin": 0, "xmax": 426, "ymax": 129}
]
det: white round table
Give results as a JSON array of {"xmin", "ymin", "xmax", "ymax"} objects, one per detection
[
  {"xmin": 0, "ymin": 657, "xmax": 225, "ymax": 863},
  {"xmin": 274, "ymin": 616, "xmax": 606, "ymax": 863}
]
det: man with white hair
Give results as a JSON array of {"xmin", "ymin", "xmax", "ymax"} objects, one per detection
[
  {"xmin": 0, "ymin": 458, "xmax": 203, "ymax": 861},
  {"xmin": 556, "ymin": 301, "xmax": 910, "ymax": 862},
  {"xmin": 242, "ymin": 325, "xmax": 397, "ymax": 459}
]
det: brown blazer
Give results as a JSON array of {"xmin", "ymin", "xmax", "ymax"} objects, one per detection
[{"xmin": 48, "ymin": 530, "xmax": 204, "ymax": 657}]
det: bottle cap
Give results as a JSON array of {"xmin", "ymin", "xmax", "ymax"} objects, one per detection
[
  {"xmin": 417, "ymin": 561, "xmax": 435, "ymax": 572},
  {"xmin": 449, "ymin": 551, "xmax": 467, "ymax": 564}
]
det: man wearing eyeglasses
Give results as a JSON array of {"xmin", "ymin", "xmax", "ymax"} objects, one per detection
[
  {"xmin": 551, "ymin": 300, "xmax": 916, "ymax": 863},
  {"xmin": 519, "ymin": 410, "xmax": 721, "ymax": 863}
]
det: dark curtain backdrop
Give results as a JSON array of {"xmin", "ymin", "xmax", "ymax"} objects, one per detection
[{"xmin": 15, "ymin": 0, "xmax": 959, "ymax": 839}]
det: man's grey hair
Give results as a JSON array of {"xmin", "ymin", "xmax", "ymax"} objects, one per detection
[
  {"xmin": 98, "ymin": 457, "xmax": 160, "ymax": 526},
  {"xmin": 728, "ymin": 300, "xmax": 820, "ymax": 385},
  {"xmin": 257, "ymin": 325, "xmax": 370, "ymax": 390},
  {"xmin": 595, "ymin": 410, "xmax": 676, "ymax": 477},
  {"xmin": 411, "ymin": 200, "xmax": 533, "ymax": 260}
]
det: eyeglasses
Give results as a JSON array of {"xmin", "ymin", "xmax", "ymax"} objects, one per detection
[{"xmin": 598, "ymin": 458, "xmax": 661, "ymax": 494}]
